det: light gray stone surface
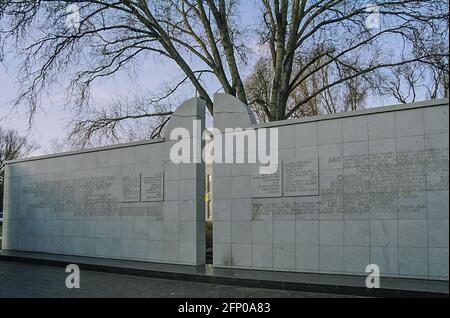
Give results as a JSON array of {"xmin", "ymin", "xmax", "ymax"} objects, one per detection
[
  {"xmin": 213, "ymin": 95, "xmax": 449, "ymax": 281},
  {"xmin": 2, "ymin": 98, "xmax": 206, "ymax": 266},
  {"xmin": 3, "ymin": 94, "xmax": 448, "ymax": 281}
]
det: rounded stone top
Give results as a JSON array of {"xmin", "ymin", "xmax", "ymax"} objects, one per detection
[
  {"xmin": 213, "ymin": 93, "xmax": 256, "ymax": 116},
  {"xmin": 213, "ymin": 93, "xmax": 257, "ymax": 130},
  {"xmin": 165, "ymin": 97, "xmax": 206, "ymax": 134}
]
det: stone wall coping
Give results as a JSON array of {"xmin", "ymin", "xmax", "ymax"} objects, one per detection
[
  {"xmin": 6, "ymin": 137, "xmax": 165, "ymax": 165},
  {"xmin": 7, "ymin": 98, "xmax": 449, "ymax": 164},
  {"xmin": 254, "ymin": 98, "xmax": 449, "ymax": 129}
]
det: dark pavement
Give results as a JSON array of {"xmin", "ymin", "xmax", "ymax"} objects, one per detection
[{"xmin": 0, "ymin": 261, "xmax": 349, "ymax": 298}]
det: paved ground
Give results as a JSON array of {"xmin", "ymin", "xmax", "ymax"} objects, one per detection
[{"xmin": 0, "ymin": 261, "xmax": 349, "ymax": 298}]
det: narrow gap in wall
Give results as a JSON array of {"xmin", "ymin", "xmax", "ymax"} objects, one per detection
[{"xmin": 205, "ymin": 165, "xmax": 213, "ymax": 265}]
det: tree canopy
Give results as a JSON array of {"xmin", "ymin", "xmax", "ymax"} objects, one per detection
[{"xmin": 1, "ymin": 0, "xmax": 448, "ymax": 145}]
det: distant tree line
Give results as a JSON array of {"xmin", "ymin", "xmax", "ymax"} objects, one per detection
[{"xmin": 0, "ymin": 128, "xmax": 36, "ymax": 208}]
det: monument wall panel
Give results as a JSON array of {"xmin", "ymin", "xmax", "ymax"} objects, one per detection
[
  {"xmin": 2, "ymin": 98, "xmax": 206, "ymax": 266},
  {"xmin": 213, "ymin": 95, "xmax": 449, "ymax": 281}
]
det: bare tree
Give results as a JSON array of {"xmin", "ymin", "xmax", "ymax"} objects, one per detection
[
  {"xmin": 375, "ymin": 64, "xmax": 423, "ymax": 104},
  {"xmin": 0, "ymin": 0, "xmax": 448, "ymax": 144},
  {"xmin": 67, "ymin": 94, "xmax": 174, "ymax": 147},
  {"xmin": 374, "ymin": 39, "xmax": 449, "ymax": 104},
  {"xmin": 0, "ymin": 127, "xmax": 37, "ymax": 207},
  {"xmin": 0, "ymin": 127, "xmax": 36, "ymax": 171},
  {"xmin": 246, "ymin": 47, "xmax": 371, "ymax": 122}
]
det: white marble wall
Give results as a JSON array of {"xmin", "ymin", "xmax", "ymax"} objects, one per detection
[
  {"xmin": 2, "ymin": 98, "xmax": 206, "ymax": 266},
  {"xmin": 213, "ymin": 95, "xmax": 449, "ymax": 281}
]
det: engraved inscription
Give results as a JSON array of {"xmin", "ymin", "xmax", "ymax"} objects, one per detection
[
  {"xmin": 283, "ymin": 159, "xmax": 319, "ymax": 196},
  {"xmin": 370, "ymin": 152, "xmax": 396, "ymax": 167},
  {"xmin": 370, "ymin": 165, "xmax": 397, "ymax": 192},
  {"xmin": 251, "ymin": 164, "xmax": 282, "ymax": 198},
  {"xmin": 21, "ymin": 175, "xmax": 163, "ymax": 218},
  {"xmin": 397, "ymin": 164, "xmax": 426, "ymax": 192},
  {"xmin": 426, "ymin": 146, "xmax": 449, "ymax": 191},
  {"xmin": 320, "ymin": 170, "xmax": 343, "ymax": 195},
  {"xmin": 319, "ymin": 195, "xmax": 343, "ymax": 216},
  {"xmin": 397, "ymin": 149, "xmax": 426, "ymax": 165},
  {"xmin": 251, "ymin": 197, "xmax": 318, "ymax": 221},
  {"xmin": 343, "ymin": 154, "xmax": 369, "ymax": 194},
  {"xmin": 249, "ymin": 144, "xmax": 448, "ymax": 219},
  {"xmin": 369, "ymin": 192, "xmax": 397, "ymax": 215},
  {"xmin": 121, "ymin": 174, "xmax": 141, "ymax": 202},
  {"xmin": 141, "ymin": 171, "xmax": 164, "ymax": 202},
  {"xmin": 343, "ymin": 170, "xmax": 370, "ymax": 194},
  {"xmin": 344, "ymin": 193, "xmax": 369, "ymax": 215},
  {"xmin": 398, "ymin": 191, "xmax": 427, "ymax": 217},
  {"xmin": 344, "ymin": 154, "xmax": 369, "ymax": 171}
]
